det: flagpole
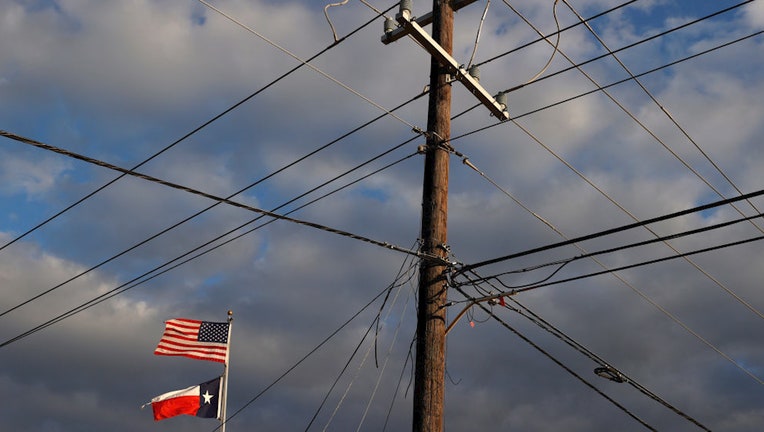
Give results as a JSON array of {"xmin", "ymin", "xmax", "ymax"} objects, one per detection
[{"xmin": 220, "ymin": 310, "xmax": 233, "ymax": 432}]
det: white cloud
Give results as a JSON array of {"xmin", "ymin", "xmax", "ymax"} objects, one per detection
[
  {"xmin": 0, "ymin": 154, "xmax": 70, "ymax": 197},
  {"xmin": 1, "ymin": 1, "xmax": 763, "ymax": 431}
]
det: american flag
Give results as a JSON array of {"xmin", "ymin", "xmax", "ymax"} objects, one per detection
[{"xmin": 154, "ymin": 318, "xmax": 230, "ymax": 363}]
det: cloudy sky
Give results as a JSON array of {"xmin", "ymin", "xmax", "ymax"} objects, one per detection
[{"xmin": 1, "ymin": 0, "xmax": 763, "ymax": 431}]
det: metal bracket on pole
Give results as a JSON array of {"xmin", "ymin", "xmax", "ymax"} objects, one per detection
[{"xmin": 384, "ymin": 7, "xmax": 509, "ymax": 121}]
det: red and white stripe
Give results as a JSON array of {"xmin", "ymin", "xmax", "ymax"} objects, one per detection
[{"xmin": 154, "ymin": 318, "xmax": 228, "ymax": 363}]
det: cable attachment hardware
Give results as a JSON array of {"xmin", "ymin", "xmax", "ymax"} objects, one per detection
[
  {"xmin": 594, "ymin": 366, "xmax": 626, "ymax": 383},
  {"xmin": 494, "ymin": 91, "xmax": 509, "ymax": 120}
]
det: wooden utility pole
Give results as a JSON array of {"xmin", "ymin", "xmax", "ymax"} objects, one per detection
[
  {"xmin": 412, "ymin": 1, "xmax": 453, "ymax": 430},
  {"xmin": 382, "ymin": 2, "xmax": 507, "ymax": 430}
]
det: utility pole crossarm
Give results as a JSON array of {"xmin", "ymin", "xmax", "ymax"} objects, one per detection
[
  {"xmin": 389, "ymin": 8, "xmax": 509, "ymax": 121},
  {"xmin": 381, "ymin": 0, "xmax": 479, "ymax": 44}
]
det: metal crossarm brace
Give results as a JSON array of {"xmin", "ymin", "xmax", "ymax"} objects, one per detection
[
  {"xmin": 381, "ymin": 0, "xmax": 479, "ymax": 44},
  {"xmin": 389, "ymin": 8, "xmax": 509, "ymax": 120}
]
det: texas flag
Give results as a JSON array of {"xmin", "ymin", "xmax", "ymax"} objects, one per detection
[{"xmin": 150, "ymin": 377, "xmax": 221, "ymax": 421}]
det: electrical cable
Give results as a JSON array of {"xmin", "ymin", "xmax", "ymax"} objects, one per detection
[
  {"xmin": 451, "ymin": 151, "xmax": 764, "ymax": 388},
  {"xmin": 561, "ymin": 0, "xmax": 764, "ymax": 236},
  {"xmin": 519, "ymin": 0, "xmax": 562, "ymax": 85},
  {"xmin": 0, "ymin": 130, "xmax": 435, "ymax": 324},
  {"xmin": 207, "ymin": 281, "xmax": 394, "ymax": 432},
  {"xmin": 450, "ymin": 0, "xmax": 756, "ymax": 123},
  {"xmin": 503, "ymin": 295, "xmax": 711, "ymax": 431},
  {"xmin": 199, "ymin": 0, "xmax": 422, "ymax": 133},
  {"xmin": 451, "ymin": 285, "xmax": 658, "ymax": 431},
  {"xmin": 303, "ymin": 241, "xmax": 418, "ymax": 430},
  {"xmin": 355, "ymin": 270, "xmax": 414, "ymax": 432},
  {"xmin": 462, "ymin": 211, "xmax": 764, "ymax": 287},
  {"xmin": 460, "ymin": 233, "xmax": 764, "ymax": 387},
  {"xmin": 325, "ymin": 0, "xmax": 351, "ymax": 42},
  {"xmin": 381, "ymin": 332, "xmax": 417, "ymax": 432},
  {"xmin": 466, "ymin": 0, "xmax": 491, "ymax": 68},
  {"xmin": 451, "ymin": 27, "xmax": 764, "ymax": 136},
  {"xmin": 473, "ymin": 0, "xmax": 639, "ymax": 69},
  {"xmin": 0, "ymin": 85, "xmax": 429, "ymax": 319},
  {"xmin": 0, "ymin": 144, "xmax": 421, "ymax": 348},
  {"xmin": 458, "ymin": 270, "xmax": 711, "ymax": 431},
  {"xmin": 321, "ymin": 258, "xmax": 413, "ymax": 432},
  {"xmin": 454, "ymin": 186, "xmax": 764, "ymax": 276},
  {"xmin": 491, "ymin": 0, "xmax": 754, "ymax": 92},
  {"xmin": 0, "ymin": 1, "xmax": 394, "ymax": 256},
  {"xmin": 506, "ymin": 233, "xmax": 764, "ymax": 298},
  {"xmin": 493, "ymin": 6, "xmax": 764, "ymax": 320}
]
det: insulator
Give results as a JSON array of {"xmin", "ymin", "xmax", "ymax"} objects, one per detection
[
  {"xmin": 384, "ymin": 17, "xmax": 395, "ymax": 34},
  {"xmin": 400, "ymin": 0, "xmax": 413, "ymax": 15},
  {"xmin": 468, "ymin": 65, "xmax": 480, "ymax": 82},
  {"xmin": 496, "ymin": 91, "xmax": 507, "ymax": 109}
]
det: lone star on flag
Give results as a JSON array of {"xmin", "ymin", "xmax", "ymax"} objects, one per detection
[{"xmin": 202, "ymin": 390, "xmax": 214, "ymax": 404}]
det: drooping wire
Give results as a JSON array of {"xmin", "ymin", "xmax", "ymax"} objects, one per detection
[
  {"xmin": 325, "ymin": 0, "xmax": 352, "ymax": 42},
  {"xmin": 381, "ymin": 332, "xmax": 417, "ymax": 431},
  {"xmin": 355, "ymin": 251, "xmax": 416, "ymax": 431},
  {"xmin": 329, "ymin": 259, "xmax": 414, "ymax": 432},
  {"xmin": 466, "ymin": 0, "xmax": 491, "ymax": 68},
  {"xmin": 0, "ymin": 0, "xmax": 394, "ymax": 256},
  {"xmin": 452, "ymin": 27, "xmax": 764, "ymax": 138},
  {"xmin": 454, "ymin": 185, "xmax": 764, "ymax": 277},
  {"xmin": 474, "ymin": 0, "xmax": 639, "ymax": 69},
  {"xmin": 461, "ymin": 210, "xmax": 764, "ymax": 289},
  {"xmin": 516, "ymin": 0, "xmax": 562, "ymax": 85},
  {"xmin": 358, "ymin": 301, "xmax": 416, "ymax": 432}
]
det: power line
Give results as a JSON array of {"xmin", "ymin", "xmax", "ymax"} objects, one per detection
[
  {"xmin": 473, "ymin": 0, "xmax": 640, "ymax": 69},
  {"xmin": 492, "ymin": 0, "xmax": 756, "ymax": 93},
  {"xmin": 0, "ymin": 139, "xmax": 422, "ymax": 347},
  {"xmin": 462, "ymin": 211, "xmax": 764, "ymax": 287},
  {"xmin": 450, "ymin": 2, "xmax": 760, "ymax": 127},
  {"xmin": 198, "ymin": 0, "xmax": 422, "ymax": 133},
  {"xmin": 506, "ymin": 233, "xmax": 764, "ymax": 298},
  {"xmin": 0, "ymin": 82, "xmax": 429, "ymax": 321},
  {"xmin": 560, "ymin": 0, "xmax": 764, "ymax": 234},
  {"xmin": 0, "ymin": 0, "xmax": 394, "ymax": 256},
  {"xmin": 451, "ymin": 284, "xmax": 658, "ymax": 431},
  {"xmin": 458, "ymin": 270, "xmax": 711, "ymax": 430},
  {"xmin": 304, "ymin": 245, "xmax": 417, "ymax": 431},
  {"xmin": 455, "ymin": 186, "xmax": 764, "ymax": 276},
  {"xmin": 457, "ymin": 232, "xmax": 764, "ymax": 387},
  {"xmin": 453, "ymin": 36, "xmax": 763, "ymax": 142},
  {"xmin": 0, "ymin": 130, "xmax": 432, "ymax": 319},
  {"xmin": 485, "ymin": 2, "xmax": 764, "ymax": 321},
  {"xmin": 209, "ymin": 280, "xmax": 397, "ymax": 432}
]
